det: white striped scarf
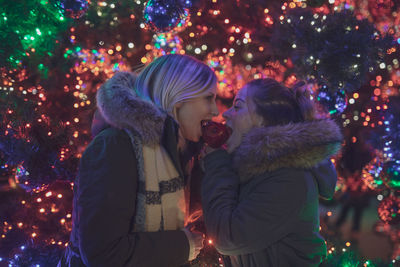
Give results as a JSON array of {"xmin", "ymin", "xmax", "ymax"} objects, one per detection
[{"xmin": 125, "ymin": 129, "xmax": 186, "ymax": 232}]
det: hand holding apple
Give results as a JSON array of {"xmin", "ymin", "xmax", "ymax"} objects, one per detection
[{"xmin": 201, "ymin": 121, "xmax": 232, "ymax": 148}]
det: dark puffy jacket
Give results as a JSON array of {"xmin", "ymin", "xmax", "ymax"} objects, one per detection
[{"xmin": 201, "ymin": 120, "xmax": 342, "ymax": 267}]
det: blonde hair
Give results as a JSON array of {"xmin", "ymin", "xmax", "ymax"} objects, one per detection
[{"xmin": 134, "ymin": 54, "xmax": 217, "ymax": 117}]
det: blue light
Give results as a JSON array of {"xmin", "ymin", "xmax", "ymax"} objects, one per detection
[
  {"xmin": 397, "ymin": 38, "xmax": 400, "ymax": 44},
  {"xmin": 20, "ymin": 245, "xmax": 25, "ymax": 250}
]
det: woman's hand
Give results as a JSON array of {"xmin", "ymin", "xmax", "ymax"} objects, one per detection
[
  {"xmin": 190, "ymin": 231, "xmax": 204, "ymax": 261},
  {"xmin": 182, "ymin": 227, "xmax": 205, "ymax": 261}
]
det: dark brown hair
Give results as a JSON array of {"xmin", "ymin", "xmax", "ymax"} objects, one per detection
[{"xmin": 247, "ymin": 78, "xmax": 315, "ymax": 126}]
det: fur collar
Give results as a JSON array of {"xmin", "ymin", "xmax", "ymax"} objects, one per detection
[
  {"xmin": 96, "ymin": 72, "xmax": 167, "ymax": 145},
  {"xmin": 233, "ymin": 119, "xmax": 343, "ymax": 182}
]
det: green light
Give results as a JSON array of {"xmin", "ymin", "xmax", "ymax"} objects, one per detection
[
  {"xmin": 1, "ymin": 0, "xmax": 70, "ymax": 70},
  {"xmin": 38, "ymin": 64, "xmax": 49, "ymax": 78},
  {"xmin": 391, "ymin": 181, "xmax": 400, "ymax": 187}
]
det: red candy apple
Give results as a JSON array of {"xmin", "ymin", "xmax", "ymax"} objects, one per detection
[{"xmin": 201, "ymin": 121, "xmax": 232, "ymax": 148}]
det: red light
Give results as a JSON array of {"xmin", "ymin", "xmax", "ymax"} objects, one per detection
[{"xmin": 374, "ymin": 88, "xmax": 381, "ymax": 96}]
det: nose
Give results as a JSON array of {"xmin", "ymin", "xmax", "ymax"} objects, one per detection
[
  {"xmin": 211, "ymin": 100, "xmax": 219, "ymax": 117},
  {"xmin": 222, "ymin": 108, "xmax": 231, "ymax": 119}
]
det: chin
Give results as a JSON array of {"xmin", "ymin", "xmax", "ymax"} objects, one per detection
[
  {"xmin": 226, "ymin": 144, "xmax": 234, "ymax": 154},
  {"xmin": 187, "ymin": 133, "xmax": 200, "ymax": 143},
  {"xmin": 193, "ymin": 129, "xmax": 203, "ymax": 142}
]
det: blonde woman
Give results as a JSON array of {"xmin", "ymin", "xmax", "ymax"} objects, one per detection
[{"xmin": 59, "ymin": 54, "xmax": 219, "ymax": 266}]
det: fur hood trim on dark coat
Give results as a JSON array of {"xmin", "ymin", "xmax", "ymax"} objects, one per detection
[
  {"xmin": 233, "ymin": 119, "xmax": 343, "ymax": 181},
  {"xmin": 96, "ymin": 71, "xmax": 167, "ymax": 145}
]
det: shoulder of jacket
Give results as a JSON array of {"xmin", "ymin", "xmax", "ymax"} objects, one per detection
[
  {"xmin": 250, "ymin": 168, "xmax": 309, "ymax": 184},
  {"xmin": 95, "ymin": 127, "xmax": 131, "ymax": 141},
  {"xmin": 89, "ymin": 127, "xmax": 136, "ymax": 151}
]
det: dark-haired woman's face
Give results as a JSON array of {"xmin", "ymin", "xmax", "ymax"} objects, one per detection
[{"xmin": 223, "ymin": 86, "xmax": 263, "ymax": 153}]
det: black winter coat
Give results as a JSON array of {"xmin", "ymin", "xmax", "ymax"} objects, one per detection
[{"xmin": 59, "ymin": 72, "xmax": 193, "ymax": 267}]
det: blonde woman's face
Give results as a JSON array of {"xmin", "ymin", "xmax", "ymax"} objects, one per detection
[{"xmin": 175, "ymin": 91, "xmax": 219, "ymax": 142}]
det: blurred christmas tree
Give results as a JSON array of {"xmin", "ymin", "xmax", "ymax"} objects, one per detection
[{"xmin": 0, "ymin": 0, "xmax": 399, "ymax": 265}]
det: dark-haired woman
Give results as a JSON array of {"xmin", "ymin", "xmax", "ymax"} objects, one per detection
[{"xmin": 201, "ymin": 79, "xmax": 343, "ymax": 267}]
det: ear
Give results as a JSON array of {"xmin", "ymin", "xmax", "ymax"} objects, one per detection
[
  {"xmin": 247, "ymin": 99, "xmax": 264, "ymax": 127},
  {"xmin": 248, "ymin": 105, "xmax": 264, "ymax": 126},
  {"xmin": 254, "ymin": 114, "xmax": 265, "ymax": 127},
  {"xmin": 172, "ymin": 102, "xmax": 183, "ymax": 122}
]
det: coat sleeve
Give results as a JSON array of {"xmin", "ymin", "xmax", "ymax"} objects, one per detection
[
  {"xmin": 201, "ymin": 150, "xmax": 306, "ymax": 256},
  {"xmin": 76, "ymin": 129, "xmax": 189, "ymax": 267},
  {"xmin": 311, "ymin": 159, "xmax": 337, "ymax": 200}
]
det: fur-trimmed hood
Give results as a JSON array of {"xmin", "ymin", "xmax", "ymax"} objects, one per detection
[
  {"xmin": 96, "ymin": 72, "xmax": 167, "ymax": 145},
  {"xmin": 233, "ymin": 119, "xmax": 343, "ymax": 182}
]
